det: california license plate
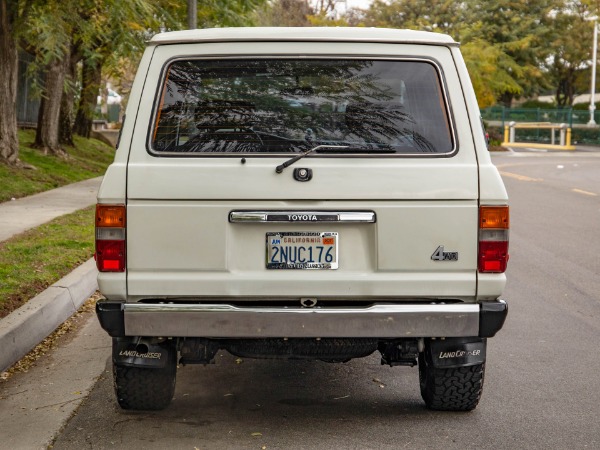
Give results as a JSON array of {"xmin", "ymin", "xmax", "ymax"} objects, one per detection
[{"xmin": 266, "ymin": 232, "xmax": 338, "ymax": 269}]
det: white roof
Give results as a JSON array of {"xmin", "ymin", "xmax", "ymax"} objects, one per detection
[{"xmin": 149, "ymin": 27, "xmax": 457, "ymax": 47}]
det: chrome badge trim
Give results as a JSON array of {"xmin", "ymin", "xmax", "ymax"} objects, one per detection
[{"xmin": 229, "ymin": 211, "xmax": 376, "ymax": 223}]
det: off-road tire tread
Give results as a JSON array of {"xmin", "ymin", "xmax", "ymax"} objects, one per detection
[
  {"xmin": 419, "ymin": 353, "xmax": 485, "ymax": 411},
  {"xmin": 113, "ymin": 350, "xmax": 177, "ymax": 411}
]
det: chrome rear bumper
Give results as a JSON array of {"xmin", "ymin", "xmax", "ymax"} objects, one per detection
[{"xmin": 96, "ymin": 300, "xmax": 507, "ymax": 339}]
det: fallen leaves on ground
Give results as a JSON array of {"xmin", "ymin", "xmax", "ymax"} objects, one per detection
[
  {"xmin": 372, "ymin": 377, "xmax": 386, "ymax": 388},
  {"xmin": 0, "ymin": 294, "xmax": 100, "ymax": 383}
]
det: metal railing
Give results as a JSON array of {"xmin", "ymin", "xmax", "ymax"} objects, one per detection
[
  {"xmin": 502, "ymin": 122, "xmax": 574, "ymax": 150},
  {"xmin": 482, "ymin": 106, "xmax": 600, "ymax": 146}
]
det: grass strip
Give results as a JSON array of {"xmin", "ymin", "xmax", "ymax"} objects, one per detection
[
  {"xmin": 0, "ymin": 129, "xmax": 114, "ymax": 203},
  {"xmin": 0, "ymin": 206, "xmax": 95, "ymax": 318}
]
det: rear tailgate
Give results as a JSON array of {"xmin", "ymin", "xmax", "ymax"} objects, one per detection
[
  {"xmin": 126, "ymin": 157, "xmax": 478, "ymax": 300},
  {"xmin": 124, "ymin": 41, "xmax": 479, "ymax": 301}
]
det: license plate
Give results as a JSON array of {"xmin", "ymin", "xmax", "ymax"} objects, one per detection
[{"xmin": 266, "ymin": 232, "xmax": 338, "ymax": 269}]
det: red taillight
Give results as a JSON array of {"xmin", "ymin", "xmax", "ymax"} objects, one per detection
[
  {"xmin": 96, "ymin": 240, "xmax": 126, "ymax": 272},
  {"xmin": 96, "ymin": 204, "xmax": 126, "ymax": 272},
  {"xmin": 478, "ymin": 241, "xmax": 509, "ymax": 273},
  {"xmin": 478, "ymin": 206, "xmax": 509, "ymax": 273}
]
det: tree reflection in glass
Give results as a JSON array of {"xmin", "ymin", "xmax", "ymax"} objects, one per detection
[{"xmin": 152, "ymin": 59, "xmax": 453, "ymax": 155}]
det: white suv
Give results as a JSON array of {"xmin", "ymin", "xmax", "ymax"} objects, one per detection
[{"xmin": 95, "ymin": 27, "xmax": 509, "ymax": 412}]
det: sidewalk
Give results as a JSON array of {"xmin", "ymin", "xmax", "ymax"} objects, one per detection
[
  {"xmin": 0, "ymin": 177, "xmax": 102, "ymax": 242},
  {"xmin": 0, "ymin": 178, "xmax": 103, "ymax": 371}
]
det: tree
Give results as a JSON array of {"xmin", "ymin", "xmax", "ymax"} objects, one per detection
[
  {"xmin": 364, "ymin": 0, "xmax": 463, "ymax": 34},
  {"xmin": 26, "ymin": 0, "xmax": 73, "ymax": 155},
  {"xmin": 0, "ymin": 0, "xmax": 39, "ymax": 164},
  {"xmin": 23, "ymin": 0, "xmax": 105, "ymax": 152},
  {"xmin": 72, "ymin": 0, "xmax": 157, "ymax": 139},
  {"xmin": 58, "ymin": 42, "xmax": 81, "ymax": 146},
  {"xmin": 545, "ymin": 2, "xmax": 594, "ymax": 107},
  {"xmin": 34, "ymin": 57, "xmax": 70, "ymax": 155},
  {"xmin": 197, "ymin": 0, "xmax": 267, "ymax": 27},
  {"xmin": 72, "ymin": 0, "xmax": 268, "ymax": 140},
  {"xmin": 461, "ymin": 39, "xmax": 524, "ymax": 108},
  {"xmin": 364, "ymin": 0, "xmax": 561, "ymax": 107},
  {"xmin": 160, "ymin": 0, "xmax": 269, "ymax": 29},
  {"xmin": 459, "ymin": 0, "xmax": 558, "ymax": 106},
  {"xmin": 254, "ymin": 0, "xmax": 313, "ymax": 26}
]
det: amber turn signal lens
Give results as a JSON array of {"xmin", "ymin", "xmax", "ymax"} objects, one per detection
[
  {"xmin": 96, "ymin": 204, "xmax": 126, "ymax": 228},
  {"xmin": 480, "ymin": 206, "xmax": 509, "ymax": 229}
]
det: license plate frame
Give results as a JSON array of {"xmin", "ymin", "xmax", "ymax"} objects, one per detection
[{"xmin": 266, "ymin": 232, "xmax": 338, "ymax": 269}]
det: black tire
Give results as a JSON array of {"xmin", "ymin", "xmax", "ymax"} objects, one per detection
[
  {"xmin": 113, "ymin": 346, "xmax": 177, "ymax": 411},
  {"xmin": 418, "ymin": 352, "xmax": 485, "ymax": 411}
]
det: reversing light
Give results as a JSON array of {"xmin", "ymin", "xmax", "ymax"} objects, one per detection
[{"xmin": 95, "ymin": 204, "xmax": 126, "ymax": 272}]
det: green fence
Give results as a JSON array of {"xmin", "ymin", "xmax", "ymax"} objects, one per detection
[
  {"xmin": 481, "ymin": 106, "xmax": 600, "ymax": 146},
  {"xmin": 480, "ymin": 106, "xmax": 574, "ymax": 126}
]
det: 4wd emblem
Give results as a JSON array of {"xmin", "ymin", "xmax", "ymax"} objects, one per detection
[{"xmin": 431, "ymin": 246, "xmax": 458, "ymax": 261}]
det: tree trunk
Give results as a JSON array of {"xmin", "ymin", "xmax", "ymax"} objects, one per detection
[
  {"xmin": 73, "ymin": 57, "xmax": 102, "ymax": 139},
  {"xmin": 59, "ymin": 45, "xmax": 78, "ymax": 146},
  {"xmin": 499, "ymin": 92, "xmax": 513, "ymax": 109},
  {"xmin": 59, "ymin": 86, "xmax": 74, "ymax": 146},
  {"xmin": 34, "ymin": 57, "xmax": 68, "ymax": 156},
  {"xmin": 0, "ymin": 0, "xmax": 20, "ymax": 164},
  {"xmin": 34, "ymin": 96, "xmax": 45, "ymax": 146}
]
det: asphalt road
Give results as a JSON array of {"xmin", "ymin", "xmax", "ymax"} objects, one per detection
[{"xmin": 52, "ymin": 149, "xmax": 600, "ymax": 450}]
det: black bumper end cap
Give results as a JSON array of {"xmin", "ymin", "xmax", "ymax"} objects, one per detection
[
  {"xmin": 479, "ymin": 299, "xmax": 508, "ymax": 338},
  {"xmin": 96, "ymin": 300, "xmax": 126, "ymax": 337}
]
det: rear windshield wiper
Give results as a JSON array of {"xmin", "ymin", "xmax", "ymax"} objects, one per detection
[
  {"xmin": 275, "ymin": 145, "xmax": 347, "ymax": 173},
  {"xmin": 275, "ymin": 144, "xmax": 395, "ymax": 173},
  {"xmin": 314, "ymin": 146, "xmax": 396, "ymax": 154}
]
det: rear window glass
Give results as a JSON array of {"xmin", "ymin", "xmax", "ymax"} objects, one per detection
[{"xmin": 150, "ymin": 59, "xmax": 454, "ymax": 155}]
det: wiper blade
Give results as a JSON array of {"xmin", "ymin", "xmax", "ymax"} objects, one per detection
[
  {"xmin": 315, "ymin": 146, "xmax": 396, "ymax": 154},
  {"xmin": 275, "ymin": 145, "xmax": 348, "ymax": 174}
]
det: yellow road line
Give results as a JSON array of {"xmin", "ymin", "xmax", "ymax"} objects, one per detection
[
  {"xmin": 571, "ymin": 188, "xmax": 598, "ymax": 197},
  {"xmin": 499, "ymin": 171, "xmax": 543, "ymax": 182}
]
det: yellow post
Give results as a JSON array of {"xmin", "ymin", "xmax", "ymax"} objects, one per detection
[
  {"xmin": 566, "ymin": 128, "xmax": 572, "ymax": 147},
  {"xmin": 503, "ymin": 125, "xmax": 509, "ymax": 144}
]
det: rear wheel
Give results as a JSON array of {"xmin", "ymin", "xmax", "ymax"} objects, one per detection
[
  {"xmin": 418, "ymin": 351, "xmax": 485, "ymax": 411},
  {"xmin": 113, "ymin": 345, "xmax": 177, "ymax": 411}
]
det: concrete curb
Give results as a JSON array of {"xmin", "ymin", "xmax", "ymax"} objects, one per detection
[{"xmin": 0, "ymin": 258, "xmax": 98, "ymax": 372}]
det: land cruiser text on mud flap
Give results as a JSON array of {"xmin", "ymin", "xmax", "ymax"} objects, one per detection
[{"xmin": 95, "ymin": 27, "xmax": 509, "ymax": 412}]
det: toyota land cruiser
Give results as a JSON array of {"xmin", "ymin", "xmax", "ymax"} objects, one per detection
[{"xmin": 95, "ymin": 27, "xmax": 508, "ymax": 412}]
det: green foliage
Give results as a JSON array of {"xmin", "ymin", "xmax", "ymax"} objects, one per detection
[
  {"xmin": 0, "ymin": 130, "xmax": 115, "ymax": 202},
  {"xmin": 573, "ymin": 101, "xmax": 600, "ymax": 110},
  {"xmin": 481, "ymin": 106, "xmax": 573, "ymax": 124},
  {"xmin": 0, "ymin": 206, "xmax": 95, "ymax": 318},
  {"xmin": 459, "ymin": 0, "xmax": 558, "ymax": 104},
  {"xmin": 519, "ymin": 100, "xmax": 557, "ymax": 109},
  {"xmin": 364, "ymin": 0, "xmax": 591, "ymax": 107},
  {"xmin": 253, "ymin": 0, "xmax": 312, "ymax": 26},
  {"xmin": 23, "ymin": 0, "xmax": 157, "ymax": 75},
  {"xmin": 365, "ymin": 0, "xmax": 462, "ymax": 34},
  {"xmin": 461, "ymin": 39, "xmax": 524, "ymax": 107},
  {"xmin": 543, "ymin": 2, "xmax": 594, "ymax": 107},
  {"xmin": 158, "ymin": 0, "xmax": 267, "ymax": 29},
  {"xmin": 571, "ymin": 126, "xmax": 600, "ymax": 144}
]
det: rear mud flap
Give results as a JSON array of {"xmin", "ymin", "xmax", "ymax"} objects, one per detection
[
  {"xmin": 428, "ymin": 338, "xmax": 486, "ymax": 369},
  {"xmin": 112, "ymin": 338, "xmax": 172, "ymax": 369}
]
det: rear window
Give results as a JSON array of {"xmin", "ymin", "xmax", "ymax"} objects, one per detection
[{"xmin": 150, "ymin": 59, "xmax": 454, "ymax": 155}]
